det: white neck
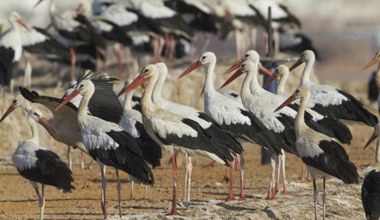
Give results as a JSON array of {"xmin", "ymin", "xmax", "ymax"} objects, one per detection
[
  {"xmin": 141, "ymin": 73, "xmax": 160, "ymax": 119},
  {"xmin": 27, "ymin": 116, "xmax": 39, "ymax": 145},
  {"xmin": 152, "ymin": 68, "xmax": 166, "ymax": 105},
  {"xmin": 300, "ymin": 56, "xmax": 315, "ymax": 85},
  {"xmin": 123, "ymin": 90, "xmax": 133, "ymax": 111},
  {"xmin": 204, "ymin": 58, "xmax": 216, "ymax": 98},
  {"xmin": 277, "ymin": 72, "xmax": 289, "ymax": 95},
  {"xmin": 295, "ymin": 93, "xmax": 309, "ymax": 137},
  {"xmin": 77, "ymin": 89, "xmax": 93, "ymax": 124}
]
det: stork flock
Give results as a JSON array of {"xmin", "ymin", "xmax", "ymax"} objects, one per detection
[
  {"xmin": 0, "ymin": 0, "xmax": 318, "ymax": 96},
  {"xmin": 0, "ymin": 1, "xmax": 379, "ymax": 220}
]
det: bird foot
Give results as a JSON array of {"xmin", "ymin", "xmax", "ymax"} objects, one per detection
[
  {"xmin": 167, "ymin": 209, "xmax": 179, "ymax": 216},
  {"xmin": 238, "ymin": 195, "xmax": 245, "ymax": 201}
]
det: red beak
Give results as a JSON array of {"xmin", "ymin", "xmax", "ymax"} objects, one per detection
[
  {"xmin": 17, "ymin": 19, "xmax": 30, "ymax": 31},
  {"xmin": 220, "ymin": 69, "xmax": 243, "ymax": 88},
  {"xmin": 259, "ymin": 66, "xmax": 273, "ymax": 77},
  {"xmin": 0, "ymin": 104, "xmax": 16, "ymax": 123},
  {"xmin": 178, "ymin": 61, "xmax": 202, "ymax": 79},
  {"xmin": 224, "ymin": 58, "xmax": 244, "ymax": 75},
  {"xmin": 274, "ymin": 95, "xmax": 297, "ymax": 112},
  {"xmin": 363, "ymin": 57, "xmax": 378, "ymax": 70},
  {"xmin": 118, "ymin": 74, "xmax": 146, "ymax": 96},
  {"xmin": 56, "ymin": 89, "xmax": 81, "ymax": 111},
  {"xmin": 363, "ymin": 130, "xmax": 377, "ymax": 149},
  {"xmin": 263, "ymin": 74, "xmax": 278, "ymax": 89},
  {"xmin": 38, "ymin": 117, "xmax": 58, "ymax": 134},
  {"xmin": 289, "ymin": 59, "xmax": 304, "ymax": 71}
]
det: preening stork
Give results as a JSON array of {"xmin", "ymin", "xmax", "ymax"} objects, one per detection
[
  {"xmin": 178, "ymin": 51, "xmax": 286, "ymax": 200},
  {"xmin": 118, "ymin": 64, "xmax": 243, "ymax": 214},
  {"xmin": 290, "ymin": 50, "xmax": 378, "ymax": 127},
  {"xmin": 275, "ymin": 86, "xmax": 359, "ymax": 220},
  {"xmin": 361, "ymin": 169, "xmax": 380, "ymax": 220},
  {"xmin": 9, "ymin": 108, "xmax": 75, "ymax": 220}
]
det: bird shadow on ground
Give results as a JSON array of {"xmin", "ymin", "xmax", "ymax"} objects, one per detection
[
  {"xmin": 88, "ymin": 178, "xmax": 132, "ymax": 184},
  {"xmin": 216, "ymin": 202, "xmax": 257, "ymax": 212}
]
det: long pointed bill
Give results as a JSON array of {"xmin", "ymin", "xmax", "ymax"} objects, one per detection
[
  {"xmin": 17, "ymin": 19, "xmax": 30, "ymax": 31},
  {"xmin": 363, "ymin": 130, "xmax": 377, "ymax": 149},
  {"xmin": 178, "ymin": 61, "xmax": 202, "ymax": 79},
  {"xmin": 0, "ymin": 104, "xmax": 16, "ymax": 123},
  {"xmin": 224, "ymin": 58, "xmax": 243, "ymax": 75},
  {"xmin": 289, "ymin": 59, "xmax": 304, "ymax": 71},
  {"xmin": 118, "ymin": 74, "xmax": 146, "ymax": 96},
  {"xmin": 259, "ymin": 66, "xmax": 273, "ymax": 77},
  {"xmin": 220, "ymin": 69, "xmax": 243, "ymax": 88},
  {"xmin": 274, "ymin": 95, "xmax": 296, "ymax": 112},
  {"xmin": 263, "ymin": 75, "xmax": 278, "ymax": 89},
  {"xmin": 56, "ymin": 89, "xmax": 81, "ymax": 111},
  {"xmin": 39, "ymin": 117, "xmax": 58, "ymax": 134},
  {"xmin": 363, "ymin": 57, "xmax": 378, "ymax": 70}
]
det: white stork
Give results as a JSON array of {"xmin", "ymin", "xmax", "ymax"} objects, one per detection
[
  {"xmin": 118, "ymin": 64, "xmax": 243, "ymax": 214},
  {"xmin": 270, "ymin": 65, "xmax": 355, "ymax": 181},
  {"xmin": 8, "ymin": 108, "xmax": 75, "ymax": 220},
  {"xmin": 155, "ymin": 62, "xmax": 243, "ymax": 202},
  {"xmin": 0, "ymin": 91, "xmax": 89, "ymax": 187},
  {"xmin": 0, "ymin": 12, "xmax": 29, "ymax": 95},
  {"xmin": 361, "ymin": 169, "xmax": 380, "ymax": 220},
  {"xmin": 178, "ymin": 51, "xmax": 285, "ymax": 200},
  {"xmin": 57, "ymin": 78, "xmax": 154, "ymax": 219},
  {"xmin": 275, "ymin": 86, "xmax": 359, "ymax": 220},
  {"xmin": 120, "ymin": 80, "xmax": 162, "ymax": 199},
  {"xmin": 290, "ymin": 50, "xmax": 378, "ymax": 127},
  {"xmin": 221, "ymin": 57, "xmax": 299, "ymax": 198}
]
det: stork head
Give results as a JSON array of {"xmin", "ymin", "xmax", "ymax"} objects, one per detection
[
  {"xmin": 56, "ymin": 79, "xmax": 95, "ymax": 111},
  {"xmin": 8, "ymin": 12, "xmax": 29, "ymax": 31},
  {"xmin": 178, "ymin": 52, "xmax": 216, "ymax": 79},
  {"xmin": 118, "ymin": 64, "xmax": 157, "ymax": 96},
  {"xmin": 224, "ymin": 50, "xmax": 259, "ymax": 75},
  {"xmin": 290, "ymin": 50, "xmax": 315, "ymax": 71},
  {"xmin": 263, "ymin": 64, "xmax": 290, "ymax": 89},
  {"xmin": 363, "ymin": 51, "xmax": 380, "ymax": 70},
  {"xmin": 274, "ymin": 86, "xmax": 310, "ymax": 112},
  {"xmin": 27, "ymin": 109, "xmax": 57, "ymax": 133},
  {"xmin": 0, "ymin": 95, "xmax": 30, "ymax": 123}
]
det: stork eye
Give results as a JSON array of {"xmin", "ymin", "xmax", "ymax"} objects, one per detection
[
  {"xmin": 34, "ymin": 112, "xmax": 39, "ymax": 116},
  {"xmin": 201, "ymin": 56, "xmax": 206, "ymax": 60},
  {"xmin": 12, "ymin": 99, "xmax": 16, "ymax": 104},
  {"xmin": 144, "ymin": 69, "xmax": 148, "ymax": 73}
]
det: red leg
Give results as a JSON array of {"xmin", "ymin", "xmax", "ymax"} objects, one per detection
[
  {"xmin": 224, "ymin": 160, "xmax": 235, "ymax": 201},
  {"xmin": 168, "ymin": 154, "xmax": 179, "ymax": 215},
  {"xmin": 69, "ymin": 47, "xmax": 76, "ymax": 81}
]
